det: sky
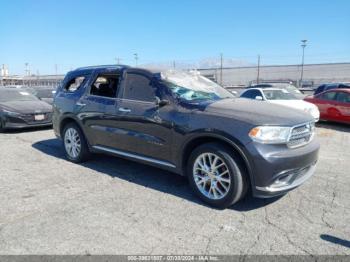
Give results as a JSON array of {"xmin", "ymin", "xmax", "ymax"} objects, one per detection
[{"xmin": 0, "ymin": 0, "xmax": 349, "ymax": 75}]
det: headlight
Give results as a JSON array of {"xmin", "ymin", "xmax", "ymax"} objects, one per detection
[
  {"xmin": 2, "ymin": 109, "xmax": 21, "ymax": 116},
  {"xmin": 249, "ymin": 126, "xmax": 291, "ymax": 144}
]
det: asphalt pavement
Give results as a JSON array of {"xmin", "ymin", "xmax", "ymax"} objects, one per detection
[{"xmin": 0, "ymin": 122, "xmax": 349, "ymax": 255}]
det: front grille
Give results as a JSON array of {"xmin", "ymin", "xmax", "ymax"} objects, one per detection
[
  {"xmin": 20, "ymin": 112, "xmax": 52, "ymax": 124},
  {"xmin": 287, "ymin": 122, "xmax": 315, "ymax": 148}
]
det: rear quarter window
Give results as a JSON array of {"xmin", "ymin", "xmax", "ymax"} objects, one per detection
[{"xmin": 64, "ymin": 76, "xmax": 87, "ymax": 92}]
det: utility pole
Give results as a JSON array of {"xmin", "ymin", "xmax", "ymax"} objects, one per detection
[
  {"xmin": 134, "ymin": 53, "xmax": 138, "ymax": 66},
  {"xmin": 55, "ymin": 64, "xmax": 58, "ymax": 76},
  {"xmin": 24, "ymin": 63, "xmax": 29, "ymax": 86},
  {"xmin": 115, "ymin": 57, "xmax": 121, "ymax": 64},
  {"xmin": 173, "ymin": 60, "xmax": 176, "ymax": 69},
  {"xmin": 300, "ymin": 40, "xmax": 307, "ymax": 88},
  {"xmin": 220, "ymin": 53, "xmax": 223, "ymax": 86},
  {"xmin": 257, "ymin": 55, "xmax": 261, "ymax": 84}
]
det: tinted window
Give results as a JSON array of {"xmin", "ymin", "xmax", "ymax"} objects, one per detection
[
  {"xmin": 320, "ymin": 91, "xmax": 337, "ymax": 101},
  {"xmin": 64, "ymin": 76, "xmax": 86, "ymax": 92},
  {"xmin": 241, "ymin": 90, "xmax": 262, "ymax": 99},
  {"xmin": 314, "ymin": 85, "xmax": 325, "ymax": 95},
  {"xmin": 336, "ymin": 92, "xmax": 350, "ymax": 103},
  {"xmin": 122, "ymin": 73, "xmax": 155, "ymax": 102}
]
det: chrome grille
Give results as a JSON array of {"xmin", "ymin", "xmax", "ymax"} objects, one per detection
[{"xmin": 287, "ymin": 122, "xmax": 315, "ymax": 148}]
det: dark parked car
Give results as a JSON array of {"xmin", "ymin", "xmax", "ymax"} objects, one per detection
[
  {"xmin": 33, "ymin": 87, "xmax": 57, "ymax": 105},
  {"xmin": 53, "ymin": 65, "xmax": 319, "ymax": 208},
  {"xmin": 248, "ymin": 83, "xmax": 306, "ymax": 99},
  {"xmin": 0, "ymin": 88, "xmax": 53, "ymax": 130},
  {"xmin": 314, "ymin": 83, "xmax": 350, "ymax": 95}
]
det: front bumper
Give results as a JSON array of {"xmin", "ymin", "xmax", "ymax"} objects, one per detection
[
  {"xmin": 2, "ymin": 114, "xmax": 52, "ymax": 129},
  {"xmin": 245, "ymin": 138, "xmax": 320, "ymax": 198}
]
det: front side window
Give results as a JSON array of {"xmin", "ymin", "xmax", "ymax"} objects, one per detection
[
  {"xmin": 64, "ymin": 76, "xmax": 86, "ymax": 92},
  {"xmin": 162, "ymin": 70, "xmax": 234, "ymax": 101},
  {"xmin": 336, "ymin": 92, "xmax": 350, "ymax": 103},
  {"xmin": 122, "ymin": 73, "xmax": 156, "ymax": 102},
  {"xmin": 320, "ymin": 91, "xmax": 337, "ymax": 101}
]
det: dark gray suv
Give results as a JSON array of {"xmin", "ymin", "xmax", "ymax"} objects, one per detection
[{"xmin": 53, "ymin": 65, "xmax": 319, "ymax": 208}]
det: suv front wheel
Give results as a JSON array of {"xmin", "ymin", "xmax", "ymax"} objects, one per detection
[
  {"xmin": 188, "ymin": 143, "xmax": 248, "ymax": 208},
  {"xmin": 62, "ymin": 122, "xmax": 90, "ymax": 163}
]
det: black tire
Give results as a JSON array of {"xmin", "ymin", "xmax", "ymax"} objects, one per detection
[
  {"xmin": 187, "ymin": 143, "xmax": 248, "ymax": 208},
  {"xmin": 0, "ymin": 120, "xmax": 5, "ymax": 133},
  {"xmin": 62, "ymin": 122, "xmax": 91, "ymax": 163}
]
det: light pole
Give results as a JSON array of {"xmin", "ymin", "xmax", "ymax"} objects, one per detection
[
  {"xmin": 300, "ymin": 39, "xmax": 307, "ymax": 88},
  {"xmin": 257, "ymin": 54, "xmax": 261, "ymax": 84},
  {"xmin": 220, "ymin": 53, "xmax": 223, "ymax": 86},
  {"xmin": 134, "ymin": 53, "xmax": 138, "ymax": 66}
]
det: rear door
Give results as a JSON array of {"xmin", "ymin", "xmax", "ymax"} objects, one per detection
[
  {"xmin": 334, "ymin": 91, "xmax": 350, "ymax": 123},
  {"xmin": 77, "ymin": 69, "xmax": 121, "ymax": 146}
]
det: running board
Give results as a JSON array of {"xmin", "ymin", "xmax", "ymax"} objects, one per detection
[{"xmin": 92, "ymin": 145, "xmax": 176, "ymax": 169}]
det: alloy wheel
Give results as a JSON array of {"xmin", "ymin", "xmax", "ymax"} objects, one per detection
[
  {"xmin": 64, "ymin": 127, "xmax": 82, "ymax": 159},
  {"xmin": 193, "ymin": 152, "xmax": 231, "ymax": 200}
]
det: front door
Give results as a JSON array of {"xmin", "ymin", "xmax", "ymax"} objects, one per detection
[{"xmin": 108, "ymin": 70, "xmax": 174, "ymax": 164}]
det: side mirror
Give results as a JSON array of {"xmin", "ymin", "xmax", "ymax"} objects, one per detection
[
  {"xmin": 255, "ymin": 96, "xmax": 263, "ymax": 101},
  {"xmin": 155, "ymin": 97, "xmax": 170, "ymax": 107},
  {"xmin": 229, "ymin": 90, "xmax": 238, "ymax": 96}
]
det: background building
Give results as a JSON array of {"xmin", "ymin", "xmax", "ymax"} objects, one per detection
[{"xmin": 198, "ymin": 62, "xmax": 350, "ymax": 87}]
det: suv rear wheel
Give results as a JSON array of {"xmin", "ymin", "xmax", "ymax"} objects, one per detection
[
  {"xmin": 62, "ymin": 122, "xmax": 90, "ymax": 163},
  {"xmin": 188, "ymin": 143, "xmax": 248, "ymax": 208}
]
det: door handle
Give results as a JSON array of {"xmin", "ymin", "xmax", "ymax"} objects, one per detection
[
  {"xmin": 76, "ymin": 102, "xmax": 86, "ymax": 107},
  {"xmin": 118, "ymin": 107, "xmax": 131, "ymax": 113}
]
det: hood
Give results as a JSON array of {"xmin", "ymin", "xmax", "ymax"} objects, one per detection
[
  {"xmin": 199, "ymin": 98, "xmax": 314, "ymax": 126},
  {"xmin": 269, "ymin": 99, "xmax": 316, "ymax": 111},
  {"xmin": 0, "ymin": 100, "xmax": 53, "ymax": 114}
]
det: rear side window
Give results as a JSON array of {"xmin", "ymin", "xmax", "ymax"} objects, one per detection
[
  {"xmin": 241, "ymin": 90, "xmax": 262, "ymax": 99},
  {"xmin": 320, "ymin": 91, "xmax": 337, "ymax": 101},
  {"xmin": 122, "ymin": 73, "xmax": 155, "ymax": 102},
  {"xmin": 64, "ymin": 76, "xmax": 86, "ymax": 92}
]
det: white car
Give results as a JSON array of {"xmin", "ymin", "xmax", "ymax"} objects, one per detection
[{"xmin": 240, "ymin": 88, "xmax": 320, "ymax": 121}]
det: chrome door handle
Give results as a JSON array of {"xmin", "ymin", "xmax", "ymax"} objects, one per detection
[
  {"xmin": 76, "ymin": 102, "xmax": 86, "ymax": 106},
  {"xmin": 118, "ymin": 107, "xmax": 131, "ymax": 113}
]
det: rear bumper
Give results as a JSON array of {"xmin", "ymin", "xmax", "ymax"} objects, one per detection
[{"xmin": 245, "ymin": 138, "xmax": 320, "ymax": 198}]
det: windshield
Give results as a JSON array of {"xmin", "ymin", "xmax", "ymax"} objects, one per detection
[
  {"xmin": 271, "ymin": 84, "xmax": 301, "ymax": 95},
  {"xmin": 0, "ymin": 89, "xmax": 39, "ymax": 102},
  {"xmin": 263, "ymin": 89, "xmax": 297, "ymax": 100},
  {"xmin": 35, "ymin": 89, "xmax": 55, "ymax": 98},
  {"xmin": 161, "ymin": 70, "xmax": 234, "ymax": 101}
]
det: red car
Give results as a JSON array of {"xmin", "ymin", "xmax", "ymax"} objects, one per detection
[{"xmin": 304, "ymin": 88, "xmax": 350, "ymax": 124}]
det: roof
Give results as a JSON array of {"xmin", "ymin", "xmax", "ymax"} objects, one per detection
[
  {"xmin": 71, "ymin": 64, "xmax": 130, "ymax": 75},
  {"xmin": 244, "ymin": 87, "xmax": 285, "ymax": 92}
]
